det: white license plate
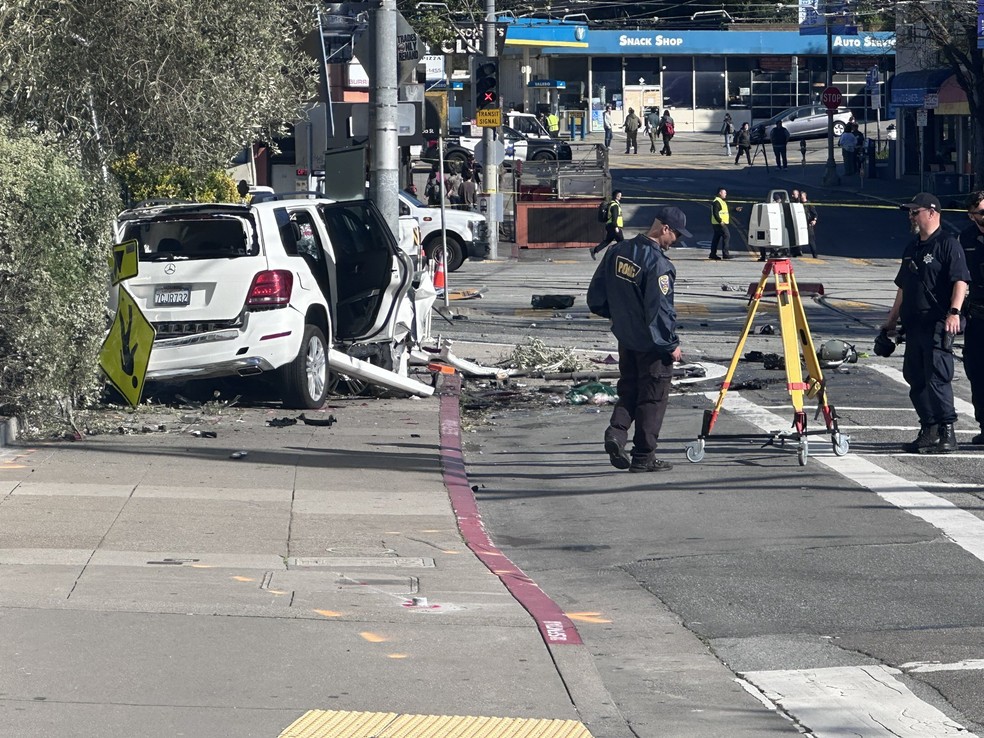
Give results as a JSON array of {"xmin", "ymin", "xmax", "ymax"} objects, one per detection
[{"xmin": 154, "ymin": 286, "xmax": 191, "ymax": 307}]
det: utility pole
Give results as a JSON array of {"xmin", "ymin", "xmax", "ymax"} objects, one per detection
[
  {"xmin": 483, "ymin": 0, "xmax": 499, "ymax": 260},
  {"xmin": 371, "ymin": 0, "xmax": 400, "ymax": 235}
]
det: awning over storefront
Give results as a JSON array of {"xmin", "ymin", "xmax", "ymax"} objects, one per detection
[
  {"xmin": 936, "ymin": 74, "xmax": 970, "ymax": 115},
  {"xmin": 890, "ymin": 68, "xmax": 952, "ymax": 107}
]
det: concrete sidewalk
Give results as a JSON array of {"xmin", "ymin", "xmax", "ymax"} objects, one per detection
[{"xmin": 0, "ymin": 379, "xmax": 611, "ymax": 737}]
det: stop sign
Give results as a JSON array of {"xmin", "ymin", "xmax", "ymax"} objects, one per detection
[{"xmin": 821, "ymin": 86, "xmax": 843, "ymax": 110}]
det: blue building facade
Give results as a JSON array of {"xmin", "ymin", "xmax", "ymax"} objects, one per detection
[{"xmin": 501, "ymin": 22, "xmax": 895, "ymax": 133}]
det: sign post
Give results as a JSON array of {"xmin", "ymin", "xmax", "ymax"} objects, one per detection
[{"xmin": 100, "ymin": 244, "xmax": 155, "ymax": 407}]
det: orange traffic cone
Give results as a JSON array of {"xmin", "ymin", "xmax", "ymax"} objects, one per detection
[{"xmin": 433, "ymin": 251, "xmax": 446, "ymax": 298}]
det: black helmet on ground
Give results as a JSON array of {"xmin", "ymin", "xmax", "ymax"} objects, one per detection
[{"xmin": 873, "ymin": 330, "xmax": 896, "ymax": 357}]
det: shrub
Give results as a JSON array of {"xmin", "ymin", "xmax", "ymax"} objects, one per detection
[
  {"xmin": 0, "ymin": 120, "xmax": 119, "ymax": 435},
  {"xmin": 111, "ymin": 154, "xmax": 240, "ymax": 205}
]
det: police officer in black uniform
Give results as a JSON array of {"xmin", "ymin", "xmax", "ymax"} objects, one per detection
[
  {"xmin": 587, "ymin": 206, "xmax": 691, "ymax": 472},
  {"xmin": 882, "ymin": 193, "xmax": 970, "ymax": 454},
  {"xmin": 959, "ymin": 191, "xmax": 984, "ymax": 444}
]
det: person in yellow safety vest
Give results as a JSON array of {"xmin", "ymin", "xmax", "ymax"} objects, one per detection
[
  {"xmin": 708, "ymin": 187, "xmax": 735, "ymax": 260},
  {"xmin": 546, "ymin": 112, "xmax": 560, "ymax": 136},
  {"xmin": 591, "ymin": 190, "xmax": 624, "ymax": 259}
]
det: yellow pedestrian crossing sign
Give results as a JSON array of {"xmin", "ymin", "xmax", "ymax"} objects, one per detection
[
  {"xmin": 110, "ymin": 239, "xmax": 139, "ymax": 285},
  {"xmin": 99, "ymin": 286, "xmax": 156, "ymax": 407}
]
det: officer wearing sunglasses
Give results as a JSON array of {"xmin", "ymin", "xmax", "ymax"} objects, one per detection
[
  {"xmin": 882, "ymin": 192, "xmax": 970, "ymax": 454},
  {"xmin": 959, "ymin": 191, "xmax": 984, "ymax": 445}
]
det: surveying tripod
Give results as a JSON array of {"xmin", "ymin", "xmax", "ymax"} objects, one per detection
[
  {"xmin": 686, "ymin": 255, "xmax": 849, "ymax": 466},
  {"xmin": 751, "ymin": 142, "xmax": 771, "ymax": 172}
]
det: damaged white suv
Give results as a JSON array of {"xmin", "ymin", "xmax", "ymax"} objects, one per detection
[{"xmin": 114, "ymin": 195, "xmax": 429, "ymax": 408}]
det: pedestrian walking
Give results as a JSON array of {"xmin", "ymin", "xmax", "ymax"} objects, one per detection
[
  {"xmin": 734, "ymin": 122, "xmax": 752, "ymax": 165},
  {"xmin": 721, "ymin": 114, "xmax": 734, "ymax": 156},
  {"xmin": 657, "ymin": 110, "xmax": 675, "ymax": 156},
  {"xmin": 602, "ymin": 105, "xmax": 613, "ymax": 150},
  {"xmin": 959, "ymin": 191, "xmax": 984, "ymax": 444},
  {"xmin": 586, "ymin": 206, "xmax": 692, "ymax": 472},
  {"xmin": 709, "ymin": 188, "xmax": 734, "ymax": 260},
  {"xmin": 622, "ymin": 108, "xmax": 641, "ymax": 154},
  {"xmin": 591, "ymin": 190, "xmax": 624, "ymax": 259},
  {"xmin": 645, "ymin": 107, "xmax": 661, "ymax": 153},
  {"xmin": 770, "ymin": 120, "xmax": 791, "ymax": 169},
  {"xmin": 882, "ymin": 192, "xmax": 970, "ymax": 454},
  {"xmin": 800, "ymin": 191, "xmax": 819, "ymax": 258}
]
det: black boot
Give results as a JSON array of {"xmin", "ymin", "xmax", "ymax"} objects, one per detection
[
  {"xmin": 903, "ymin": 424, "xmax": 939, "ymax": 454},
  {"xmin": 604, "ymin": 431, "xmax": 631, "ymax": 470},
  {"xmin": 926, "ymin": 423, "xmax": 958, "ymax": 454}
]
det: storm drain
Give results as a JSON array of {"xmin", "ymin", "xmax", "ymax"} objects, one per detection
[{"xmin": 279, "ymin": 710, "xmax": 594, "ymax": 738}]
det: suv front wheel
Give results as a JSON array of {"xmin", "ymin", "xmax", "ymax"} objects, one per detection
[{"xmin": 281, "ymin": 324, "xmax": 329, "ymax": 408}]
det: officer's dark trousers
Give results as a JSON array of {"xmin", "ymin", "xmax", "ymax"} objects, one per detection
[
  {"xmin": 963, "ymin": 314, "xmax": 984, "ymax": 429},
  {"xmin": 902, "ymin": 321, "xmax": 957, "ymax": 426},
  {"xmin": 608, "ymin": 347, "xmax": 673, "ymax": 458}
]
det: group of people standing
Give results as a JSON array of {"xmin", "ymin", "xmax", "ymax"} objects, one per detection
[
  {"xmin": 423, "ymin": 159, "xmax": 481, "ymax": 210},
  {"xmin": 602, "ymin": 105, "xmax": 674, "ymax": 156},
  {"xmin": 838, "ymin": 121, "xmax": 867, "ymax": 177}
]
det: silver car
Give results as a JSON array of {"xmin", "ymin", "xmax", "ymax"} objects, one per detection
[{"xmin": 751, "ymin": 104, "xmax": 853, "ymax": 144}]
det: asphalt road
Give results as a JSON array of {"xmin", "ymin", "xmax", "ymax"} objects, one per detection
[{"xmin": 443, "ymin": 153, "xmax": 984, "ymax": 736}]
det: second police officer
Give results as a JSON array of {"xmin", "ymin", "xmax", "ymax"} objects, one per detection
[
  {"xmin": 959, "ymin": 191, "xmax": 984, "ymax": 444},
  {"xmin": 882, "ymin": 193, "xmax": 970, "ymax": 454}
]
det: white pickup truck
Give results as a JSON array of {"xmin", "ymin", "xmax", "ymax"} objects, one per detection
[{"xmin": 399, "ymin": 190, "xmax": 488, "ymax": 272}]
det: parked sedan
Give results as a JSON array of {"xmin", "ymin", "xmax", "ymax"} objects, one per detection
[{"xmin": 750, "ymin": 104, "xmax": 853, "ymax": 144}]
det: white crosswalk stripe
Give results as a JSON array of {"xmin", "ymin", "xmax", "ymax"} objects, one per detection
[{"xmin": 743, "ymin": 665, "xmax": 977, "ymax": 737}]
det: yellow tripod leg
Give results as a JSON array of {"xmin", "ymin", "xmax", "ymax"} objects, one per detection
[
  {"xmin": 700, "ymin": 263, "xmax": 772, "ymax": 438},
  {"xmin": 772, "ymin": 260, "xmax": 809, "ymax": 435}
]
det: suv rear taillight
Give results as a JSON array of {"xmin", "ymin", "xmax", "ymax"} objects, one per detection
[{"xmin": 246, "ymin": 270, "xmax": 293, "ymax": 307}]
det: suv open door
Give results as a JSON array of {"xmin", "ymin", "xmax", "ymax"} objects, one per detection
[{"xmin": 316, "ymin": 200, "xmax": 412, "ymax": 345}]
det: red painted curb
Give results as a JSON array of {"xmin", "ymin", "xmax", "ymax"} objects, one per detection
[{"xmin": 436, "ymin": 375, "xmax": 582, "ymax": 646}]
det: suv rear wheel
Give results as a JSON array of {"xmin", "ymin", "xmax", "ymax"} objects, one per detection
[
  {"xmin": 281, "ymin": 324, "xmax": 328, "ymax": 408},
  {"xmin": 833, "ymin": 121, "xmax": 846, "ymax": 136},
  {"xmin": 531, "ymin": 150, "xmax": 557, "ymax": 161}
]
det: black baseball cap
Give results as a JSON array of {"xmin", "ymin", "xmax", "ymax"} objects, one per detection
[
  {"xmin": 899, "ymin": 192, "xmax": 941, "ymax": 212},
  {"xmin": 655, "ymin": 206, "xmax": 692, "ymax": 239}
]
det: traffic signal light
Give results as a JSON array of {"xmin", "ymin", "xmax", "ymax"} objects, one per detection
[{"xmin": 473, "ymin": 57, "xmax": 499, "ymax": 111}]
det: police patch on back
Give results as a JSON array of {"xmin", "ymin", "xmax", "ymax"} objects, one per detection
[{"xmin": 615, "ymin": 255, "xmax": 641, "ymax": 282}]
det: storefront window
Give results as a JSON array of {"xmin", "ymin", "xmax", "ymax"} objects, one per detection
[
  {"xmin": 591, "ymin": 57, "xmax": 622, "ymax": 109},
  {"xmin": 727, "ymin": 58, "xmax": 753, "ymax": 109},
  {"xmin": 625, "ymin": 58, "xmax": 660, "ymax": 86},
  {"xmin": 695, "ymin": 57, "xmax": 726, "ymax": 108},
  {"xmin": 661, "ymin": 57, "xmax": 693, "ymax": 109}
]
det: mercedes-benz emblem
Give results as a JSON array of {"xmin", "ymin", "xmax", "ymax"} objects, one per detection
[{"xmin": 164, "ymin": 263, "xmax": 176, "ymax": 275}]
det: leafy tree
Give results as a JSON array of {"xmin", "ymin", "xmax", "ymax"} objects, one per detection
[
  {"xmin": 0, "ymin": 121, "xmax": 118, "ymax": 435},
  {"xmin": 896, "ymin": 0, "xmax": 983, "ymax": 188},
  {"xmin": 0, "ymin": 0, "xmax": 319, "ymax": 172}
]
